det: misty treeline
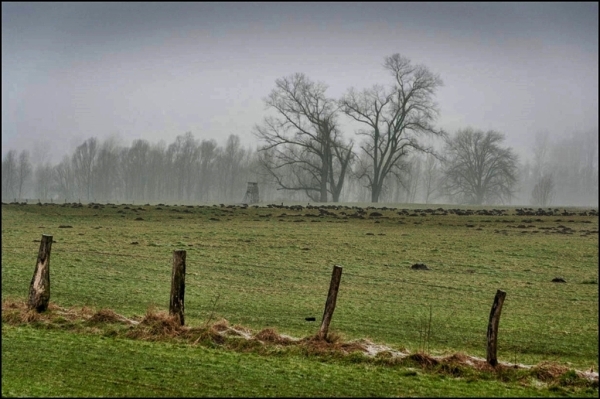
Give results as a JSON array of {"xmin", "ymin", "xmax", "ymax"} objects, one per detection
[
  {"xmin": 2, "ymin": 128, "xmax": 597, "ymax": 207},
  {"xmin": 2, "ymin": 54, "xmax": 598, "ymax": 207},
  {"xmin": 2, "ymin": 133, "xmax": 265, "ymax": 205}
]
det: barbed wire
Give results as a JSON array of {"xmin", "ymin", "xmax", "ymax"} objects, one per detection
[
  {"xmin": 192, "ymin": 312, "xmax": 595, "ymax": 350},
  {"xmin": 5, "ymin": 246, "xmax": 598, "ymax": 304}
]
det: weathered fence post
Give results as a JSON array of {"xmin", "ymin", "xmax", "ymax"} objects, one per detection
[
  {"xmin": 318, "ymin": 265, "xmax": 343, "ymax": 340},
  {"xmin": 28, "ymin": 234, "xmax": 53, "ymax": 312},
  {"xmin": 486, "ymin": 289, "xmax": 507, "ymax": 366},
  {"xmin": 169, "ymin": 250, "xmax": 186, "ymax": 325}
]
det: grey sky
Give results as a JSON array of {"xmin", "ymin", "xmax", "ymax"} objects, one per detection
[{"xmin": 2, "ymin": 2, "xmax": 598, "ymax": 163}]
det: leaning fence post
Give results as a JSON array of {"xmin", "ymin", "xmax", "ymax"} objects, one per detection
[
  {"xmin": 318, "ymin": 265, "xmax": 343, "ymax": 340},
  {"xmin": 28, "ymin": 234, "xmax": 53, "ymax": 312},
  {"xmin": 486, "ymin": 289, "xmax": 507, "ymax": 366},
  {"xmin": 169, "ymin": 250, "xmax": 186, "ymax": 325}
]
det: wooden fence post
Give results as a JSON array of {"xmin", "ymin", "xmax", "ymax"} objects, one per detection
[
  {"xmin": 28, "ymin": 234, "xmax": 53, "ymax": 312},
  {"xmin": 318, "ymin": 265, "xmax": 343, "ymax": 340},
  {"xmin": 169, "ymin": 250, "xmax": 186, "ymax": 325},
  {"xmin": 486, "ymin": 289, "xmax": 507, "ymax": 366}
]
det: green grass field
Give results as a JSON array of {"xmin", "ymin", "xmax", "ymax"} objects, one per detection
[{"xmin": 2, "ymin": 202, "xmax": 598, "ymax": 396}]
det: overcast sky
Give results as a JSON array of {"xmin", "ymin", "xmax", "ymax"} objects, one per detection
[{"xmin": 2, "ymin": 2, "xmax": 598, "ymax": 164}]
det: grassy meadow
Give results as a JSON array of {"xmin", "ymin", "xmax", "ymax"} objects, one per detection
[{"xmin": 2, "ymin": 201, "xmax": 598, "ymax": 396}]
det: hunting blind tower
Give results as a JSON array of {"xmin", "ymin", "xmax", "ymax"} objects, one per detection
[{"xmin": 243, "ymin": 182, "xmax": 259, "ymax": 204}]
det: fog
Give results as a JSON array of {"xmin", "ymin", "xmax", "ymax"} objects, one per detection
[{"xmin": 2, "ymin": 2, "xmax": 598, "ymax": 206}]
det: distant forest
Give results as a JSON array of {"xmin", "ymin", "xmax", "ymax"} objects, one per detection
[{"xmin": 2, "ymin": 128, "xmax": 598, "ymax": 207}]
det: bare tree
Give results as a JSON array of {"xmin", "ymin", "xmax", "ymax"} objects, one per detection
[
  {"xmin": 547, "ymin": 129, "xmax": 598, "ymax": 206},
  {"xmin": 71, "ymin": 137, "xmax": 98, "ymax": 201},
  {"xmin": 422, "ymin": 152, "xmax": 441, "ymax": 204},
  {"xmin": 167, "ymin": 132, "xmax": 200, "ymax": 202},
  {"xmin": 339, "ymin": 54, "xmax": 445, "ymax": 202},
  {"xmin": 17, "ymin": 150, "xmax": 32, "ymax": 200},
  {"xmin": 94, "ymin": 136, "xmax": 122, "ymax": 202},
  {"xmin": 441, "ymin": 128, "xmax": 518, "ymax": 205},
  {"xmin": 217, "ymin": 134, "xmax": 246, "ymax": 201},
  {"xmin": 328, "ymin": 137, "xmax": 354, "ymax": 202},
  {"xmin": 146, "ymin": 141, "xmax": 167, "ymax": 203},
  {"xmin": 53, "ymin": 155, "xmax": 75, "ymax": 201},
  {"xmin": 531, "ymin": 131, "xmax": 551, "ymax": 180},
  {"xmin": 255, "ymin": 73, "xmax": 353, "ymax": 202},
  {"xmin": 527, "ymin": 131, "xmax": 555, "ymax": 207},
  {"xmin": 531, "ymin": 173, "xmax": 555, "ymax": 207},
  {"xmin": 120, "ymin": 139, "xmax": 151, "ymax": 202},
  {"xmin": 385, "ymin": 156, "xmax": 420, "ymax": 203},
  {"xmin": 196, "ymin": 139, "xmax": 218, "ymax": 202},
  {"xmin": 2, "ymin": 150, "xmax": 18, "ymax": 201},
  {"xmin": 405, "ymin": 156, "xmax": 422, "ymax": 203},
  {"xmin": 34, "ymin": 162, "xmax": 54, "ymax": 201}
]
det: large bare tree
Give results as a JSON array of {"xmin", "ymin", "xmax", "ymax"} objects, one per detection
[
  {"xmin": 339, "ymin": 54, "xmax": 445, "ymax": 203},
  {"xmin": 441, "ymin": 128, "xmax": 518, "ymax": 205},
  {"xmin": 254, "ymin": 73, "xmax": 353, "ymax": 202}
]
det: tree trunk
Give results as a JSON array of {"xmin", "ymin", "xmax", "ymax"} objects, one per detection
[
  {"xmin": 371, "ymin": 183, "xmax": 381, "ymax": 203},
  {"xmin": 332, "ymin": 187, "xmax": 341, "ymax": 203},
  {"xmin": 320, "ymin": 155, "xmax": 329, "ymax": 203}
]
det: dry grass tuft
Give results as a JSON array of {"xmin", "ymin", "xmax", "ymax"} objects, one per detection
[
  {"xmin": 2, "ymin": 298, "xmax": 23, "ymax": 310},
  {"xmin": 1, "ymin": 309, "xmax": 24, "ymax": 325},
  {"xmin": 23, "ymin": 309, "xmax": 43, "ymax": 323},
  {"xmin": 126, "ymin": 307, "xmax": 184, "ymax": 340},
  {"xmin": 210, "ymin": 318, "xmax": 230, "ymax": 332},
  {"xmin": 303, "ymin": 330, "xmax": 345, "ymax": 345},
  {"xmin": 443, "ymin": 353, "xmax": 492, "ymax": 372},
  {"xmin": 297, "ymin": 332, "xmax": 355, "ymax": 356},
  {"xmin": 191, "ymin": 324, "xmax": 226, "ymax": 345},
  {"xmin": 530, "ymin": 361, "xmax": 570, "ymax": 382},
  {"xmin": 47, "ymin": 303, "xmax": 62, "ymax": 311},
  {"xmin": 88, "ymin": 309, "xmax": 128, "ymax": 324},
  {"xmin": 254, "ymin": 328, "xmax": 294, "ymax": 345},
  {"xmin": 408, "ymin": 352, "xmax": 439, "ymax": 368},
  {"xmin": 340, "ymin": 341, "xmax": 369, "ymax": 354},
  {"xmin": 79, "ymin": 306, "xmax": 96, "ymax": 319},
  {"xmin": 2, "ymin": 299, "xmax": 101, "ymax": 325},
  {"xmin": 442, "ymin": 352, "xmax": 470, "ymax": 364},
  {"xmin": 323, "ymin": 331, "xmax": 344, "ymax": 344},
  {"xmin": 2, "ymin": 299, "xmax": 45, "ymax": 324},
  {"xmin": 231, "ymin": 324, "xmax": 252, "ymax": 333}
]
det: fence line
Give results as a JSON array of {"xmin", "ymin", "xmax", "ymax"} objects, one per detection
[
  {"xmin": 19, "ymin": 234, "xmax": 598, "ymax": 365},
  {"xmin": 10, "ymin": 245, "xmax": 597, "ymax": 303}
]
